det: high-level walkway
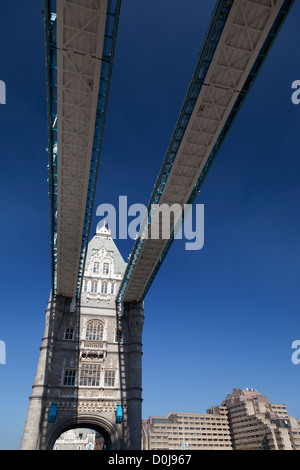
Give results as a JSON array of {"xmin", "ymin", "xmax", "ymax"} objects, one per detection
[
  {"xmin": 45, "ymin": 0, "xmax": 121, "ymax": 300},
  {"xmin": 45, "ymin": 0, "xmax": 294, "ymax": 306},
  {"xmin": 117, "ymin": 0, "xmax": 294, "ymax": 304}
]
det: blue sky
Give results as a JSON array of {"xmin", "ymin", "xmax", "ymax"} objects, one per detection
[{"xmin": 1, "ymin": 0, "xmax": 300, "ymax": 450}]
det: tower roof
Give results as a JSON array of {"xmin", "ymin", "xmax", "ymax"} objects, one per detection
[{"xmin": 84, "ymin": 221, "xmax": 126, "ymax": 275}]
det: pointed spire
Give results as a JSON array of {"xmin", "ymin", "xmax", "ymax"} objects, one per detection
[{"xmin": 96, "ymin": 219, "xmax": 111, "ymax": 236}]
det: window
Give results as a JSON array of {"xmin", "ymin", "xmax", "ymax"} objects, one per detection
[
  {"xmin": 64, "ymin": 327, "xmax": 74, "ymax": 340},
  {"xmin": 83, "ymin": 281, "xmax": 88, "ymax": 293},
  {"xmin": 64, "ymin": 369, "xmax": 76, "ymax": 386},
  {"xmin": 104, "ymin": 370, "xmax": 115, "ymax": 387},
  {"xmin": 103, "ymin": 263, "xmax": 109, "ymax": 275},
  {"xmin": 80, "ymin": 364, "xmax": 101, "ymax": 387},
  {"xmin": 111, "ymin": 283, "xmax": 115, "ymax": 295},
  {"xmin": 85, "ymin": 320, "xmax": 104, "ymax": 341},
  {"xmin": 101, "ymin": 282, "xmax": 108, "ymax": 294},
  {"xmin": 93, "ymin": 262, "xmax": 100, "ymax": 274},
  {"xmin": 115, "ymin": 329, "xmax": 123, "ymax": 342},
  {"xmin": 91, "ymin": 281, "xmax": 98, "ymax": 293}
]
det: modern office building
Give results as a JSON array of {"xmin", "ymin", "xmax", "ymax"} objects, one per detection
[
  {"xmin": 222, "ymin": 388, "xmax": 300, "ymax": 450},
  {"xmin": 142, "ymin": 388, "xmax": 300, "ymax": 450},
  {"xmin": 142, "ymin": 409, "xmax": 232, "ymax": 450}
]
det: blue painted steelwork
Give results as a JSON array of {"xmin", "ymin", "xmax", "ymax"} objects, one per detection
[
  {"xmin": 117, "ymin": 0, "xmax": 295, "ymax": 304},
  {"xmin": 48, "ymin": 401, "xmax": 57, "ymax": 423},
  {"xmin": 44, "ymin": 0, "xmax": 122, "ymax": 299},
  {"xmin": 117, "ymin": 0, "xmax": 233, "ymax": 304},
  {"xmin": 116, "ymin": 402, "xmax": 123, "ymax": 423},
  {"xmin": 44, "ymin": 0, "xmax": 57, "ymax": 296},
  {"xmin": 75, "ymin": 0, "xmax": 122, "ymax": 299}
]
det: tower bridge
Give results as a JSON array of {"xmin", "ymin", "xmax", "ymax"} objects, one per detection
[{"xmin": 20, "ymin": 0, "xmax": 294, "ymax": 450}]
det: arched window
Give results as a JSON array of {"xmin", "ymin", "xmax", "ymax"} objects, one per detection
[
  {"xmin": 83, "ymin": 280, "xmax": 88, "ymax": 293},
  {"xmin": 85, "ymin": 320, "xmax": 104, "ymax": 342},
  {"xmin": 101, "ymin": 282, "xmax": 108, "ymax": 294},
  {"xmin": 91, "ymin": 281, "xmax": 98, "ymax": 293}
]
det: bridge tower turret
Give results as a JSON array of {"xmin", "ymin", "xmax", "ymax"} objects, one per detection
[{"xmin": 20, "ymin": 223, "xmax": 144, "ymax": 450}]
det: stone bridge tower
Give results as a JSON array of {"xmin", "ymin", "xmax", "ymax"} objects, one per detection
[{"xmin": 20, "ymin": 223, "xmax": 144, "ymax": 450}]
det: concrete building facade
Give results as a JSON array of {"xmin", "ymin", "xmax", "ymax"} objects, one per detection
[
  {"xmin": 20, "ymin": 223, "xmax": 144, "ymax": 450},
  {"xmin": 142, "ymin": 388, "xmax": 300, "ymax": 451},
  {"xmin": 142, "ymin": 409, "xmax": 232, "ymax": 450},
  {"xmin": 222, "ymin": 388, "xmax": 300, "ymax": 450}
]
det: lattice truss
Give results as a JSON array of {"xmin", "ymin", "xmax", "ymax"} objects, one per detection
[
  {"xmin": 121, "ymin": 0, "xmax": 285, "ymax": 302},
  {"xmin": 56, "ymin": 0, "xmax": 107, "ymax": 297},
  {"xmin": 165, "ymin": 0, "xmax": 279, "ymax": 201}
]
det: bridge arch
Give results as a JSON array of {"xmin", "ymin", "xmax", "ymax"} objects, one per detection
[{"xmin": 46, "ymin": 413, "xmax": 121, "ymax": 450}]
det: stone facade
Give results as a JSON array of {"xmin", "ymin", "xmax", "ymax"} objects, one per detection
[
  {"xmin": 20, "ymin": 223, "xmax": 144, "ymax": 450},
  {"xmin": 54, "ymin": 428, "xmax": 96, "ymax": 450}
]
